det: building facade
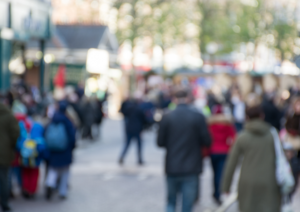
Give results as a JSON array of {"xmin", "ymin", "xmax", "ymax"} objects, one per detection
[{"xmin": 0, "ymin": 0, "xmax": 52, "ymax": 91}]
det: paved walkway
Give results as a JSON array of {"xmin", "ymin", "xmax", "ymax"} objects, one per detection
[{"xmin": 10, "ymin": 119, "xmax": 300, "ymax": 212}]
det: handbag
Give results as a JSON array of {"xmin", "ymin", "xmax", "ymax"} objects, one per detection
[
  {"xmin": 270, "ymin": 127, "xmax": 295, "ymax": 194},
  {"xmin": 270, "ymin": 128, "xmax": 295, "ymax": 212}
]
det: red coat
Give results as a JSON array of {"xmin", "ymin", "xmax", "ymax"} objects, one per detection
[{"xmin": 208, "ymin": 115, "xmax": 236, "ymax": 154}]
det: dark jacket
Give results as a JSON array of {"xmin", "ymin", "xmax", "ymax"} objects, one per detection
[
  {"xmin": 262, "ymin": 98, "xmax": 282, "ymax": 131},
  {"xmin": 46, "ymin": 102, "xmax": 76, "ymax": 168},
  {"xmin": 157, "ymin": 104, "xmax": 212, "ymax": 175},
  {"xmin": 121, "ymin": 100, "xmax": 147, "ymax": 135},
  {"xmin": 0, "ymin": 104, "xmax": 20, "ymax": 166},
  {"xmin": 222, "ymin": 119, "xmax": 281, "ymax": 212}
]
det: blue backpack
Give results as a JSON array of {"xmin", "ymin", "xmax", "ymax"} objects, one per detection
[{"xmin": 45, "ymin": 123, "xmax": 69, "ymax": 151}]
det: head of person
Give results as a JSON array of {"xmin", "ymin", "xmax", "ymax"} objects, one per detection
[
  {"xmin": 245, "ymin": 105, "xmax": 264, "ymax": 121},
  {"xmin": 174, "ymin": 90, "xmax": 189, "ymax": 105}
]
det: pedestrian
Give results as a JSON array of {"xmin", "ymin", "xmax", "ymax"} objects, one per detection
[
  {"xmin": 231, "ymin": 91, "xmax": 245, "ymax": 132},
  {"xmin": 157, "ymin": 90, "xmax": 211, "ymax": 212},
  {"xmin": 208, "ymin": 105, "xmax": 236, "ymax": 205},
  {"xmin": 282, "ymin": 97, "xmax": 300, "ymax": 195},
  {"xmin": 119, "ymin": 98, "xmax": 147, "ymax": 165},
  {"xmin": 81, "ymin": 98, "xmax": 96, "ymax": 140},
  {"xmin": 222, "ymin": 105, "xmax": 281, "ymax": 212},
  {"xmin": 0, "ymin": 103, "xmax": 20, "ymax": 211},
  {"xmin": 45, "ymin": 100, "xmax": 76, "ymax": 200},
  {"xmin": 19, "ymin": 122, "xmax": 47, "ymax": 199},
  {"xmin": 262, "ymin": 92, "xmax": 283, "ymax": 131},
  {"xmin": 94, "ymin": 99, "xmax": 104, "ymax": 138}
]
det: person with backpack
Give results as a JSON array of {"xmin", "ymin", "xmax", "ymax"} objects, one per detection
[
  {"xmin": 19, "ymin": 122, "xmax": 47, "ymax": 199},
  {"xmin": 45, "ymin": 100, "xmax": 76, "ymax": 200},
  {"xmin": 0, "ymin": 103, "xmax": 20, "ymax": 211}
]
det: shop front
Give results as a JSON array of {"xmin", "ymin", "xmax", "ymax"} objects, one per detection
[{"xmin": 0, "ymin": 0, "xmax": 51, "ymax": 92}]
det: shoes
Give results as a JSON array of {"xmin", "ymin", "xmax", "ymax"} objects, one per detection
[
  {"xmin": 1, "ymin": 205, "xmax": 12, "ymax": 212},
  {"xmin": 118, "ymin": 159, "xmax": 124, "ymax": 166},
  {"xmin": 46, "ymin": 187, "xmax": 53, "ymax": 200},
  {"xmin": 138, "ymin": 161, "xmax": 144, "ymax": 166}
]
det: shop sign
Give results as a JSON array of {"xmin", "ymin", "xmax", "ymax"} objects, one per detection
[
  {"xmin": 11, "ymin": 3, "xmax": 49, "ymax": 40},
  {"xmin": 0, "ymin": 1, "xmax": 9, "ymax": 28},
  {"xmin": 86, "ymin": 49, "xmax": 109, "ymax": 74}
]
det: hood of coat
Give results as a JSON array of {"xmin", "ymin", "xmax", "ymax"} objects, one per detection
[
  {"xmin": 208, "ymin": 114, "xmax": 233, "ymax": 125},
  {"xmin": 245, "ymin": 119, "xmax": 270, "ymax": 135},
  {"xmin": 0, "ymin": 103, "xmax": 11, "ymax": 116}
]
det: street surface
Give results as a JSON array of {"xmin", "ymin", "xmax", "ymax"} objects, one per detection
[{"xmin": 11, "ymin": 119, "xmax": 300, "ymax": 212}]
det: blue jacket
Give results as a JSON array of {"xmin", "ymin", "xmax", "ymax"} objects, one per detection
[
  {"xmin": 46, "ymin": 109, "xmax": 76, "ymax": 168},
  {"xmin": 17, "ymin": 122, "xmax": 48, "ymax": 167}
]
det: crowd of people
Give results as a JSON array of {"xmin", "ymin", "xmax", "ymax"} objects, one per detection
[
  {"xmin": 119, "ymin": 83, "xmax": 300, "ymax": 212},
  {"xmin": 0, "ymin": 82, "xmax": 105, "ymax": 212},
  {"xmin": 0, "ymin": 79, "xmax": 299, "ymax": 212}
]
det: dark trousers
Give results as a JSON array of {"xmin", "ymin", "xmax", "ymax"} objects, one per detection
[
  {"xmin": 120, "ymin": 133, "xmax": 142, "ymax": 163},
  {"xmin": 210, "ymin": 154, "xmax": 227, "ymax": 200},
  {"xmin": 166, "ymin": 175, "xmax": 199, "ymax": 212},
  {"xmin": 0, "ymin": 166, "xmax": 10, "ymax": 208}
]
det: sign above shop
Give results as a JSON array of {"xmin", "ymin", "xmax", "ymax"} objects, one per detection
[
  {"xmin": 0, "ymin": 1, "xmax": 51, "ymax": 41},
  {"xmin": 86, "ymin": 49, "xmax": 109, "ymax": 74}
]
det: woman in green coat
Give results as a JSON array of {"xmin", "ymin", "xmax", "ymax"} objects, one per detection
[{"xmin": 222, "ymin": 106, "xmax": 281, "ymax": 212}]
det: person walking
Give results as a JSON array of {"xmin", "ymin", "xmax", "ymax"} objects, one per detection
[
  {"xmin": 208, "ymin": 105, "xmax": 236, "ymax": 205},
  {"xmin": 119, "ymin": 98, "xmax": 147, "ymax": 165},
  {"xmin": 222, "ymin": 105, "xmax": 281, "ymax": 212},
  {"xmin": 157, "ymin": 90, "xmax": 211, "ymax": 212},
  {"xmin": 0, "ymin": 103, "xmax": 20, "ymax": 211},
  {"xmin": 45, "ymin": 101, "xmax": 76, "ymax": 200}
]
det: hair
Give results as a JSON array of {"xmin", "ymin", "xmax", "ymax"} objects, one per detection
[
  {"xmin": 246, "ymin": 105, "xmax": 263, "ymax": 120},
  {"xmin": 174, "ymin": 90, "xmax": 188, "ymax": 99}
]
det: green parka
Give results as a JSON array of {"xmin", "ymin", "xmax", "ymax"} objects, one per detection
[
  {"xmin": 222, "ymin": 119, "xmax": 281, "ymax": 212},
  {"xmin": 0, "ymin": 104, "xmax": 20, "ymax": 166}
]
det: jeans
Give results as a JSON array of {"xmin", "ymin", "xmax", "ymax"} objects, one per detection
[
  {"xmin": 46, "ymin": 166, "xmax": 70, "ymax": 197},
  {"xmin": 120, "ymin": 133, "xmax": 143, "ymax": 163},
  {"xmin": 0, "ymin": 166, "xmax": 10, "ymax": 209},
  {"xmin": 210, "ymin": 154, "xmax": 227, "ymax": 200},
  {"xmin": 166, "ymin": 175, "xmax": 199, "ymax": 212}
]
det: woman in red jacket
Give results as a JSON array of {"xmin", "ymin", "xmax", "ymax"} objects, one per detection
[{"xmin": 208, "ymin": 105, "xmax": 236, "ymax": 204}]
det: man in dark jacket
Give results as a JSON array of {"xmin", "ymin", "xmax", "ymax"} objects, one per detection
[
  {"xmin": 119, "ymin": 98, "xmax": 147, "ymax": 165},
  {"xmin": 157, "ymin": 90, "xmax": 211, "ymax": 212},
  {"xmin": 0, "ymin": 103, "xmax": 20, "ymax": 211}
]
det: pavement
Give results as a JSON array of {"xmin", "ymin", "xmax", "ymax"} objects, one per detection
[{"xmin": 10, "ymin": 119, "xmax": 300, "ymax": 212}]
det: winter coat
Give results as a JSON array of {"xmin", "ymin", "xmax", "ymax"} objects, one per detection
[
  {"xmin": 208, "ymin": 114, "xmax": 236, "ymax": 155},
  {"xmin": 46, "ymin": 111, "xmax": 76, "ymax": 168},
  {"xmin": 222, "ymin": 119, "xmax": 281, "ymax": 212},
  {"xmin": 0, "ymin": 103, "xmax": 20, "ymax": 166},
  {"xmin": 157, "ymin": 104, "xmax": 212, "ymax": 175}
]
